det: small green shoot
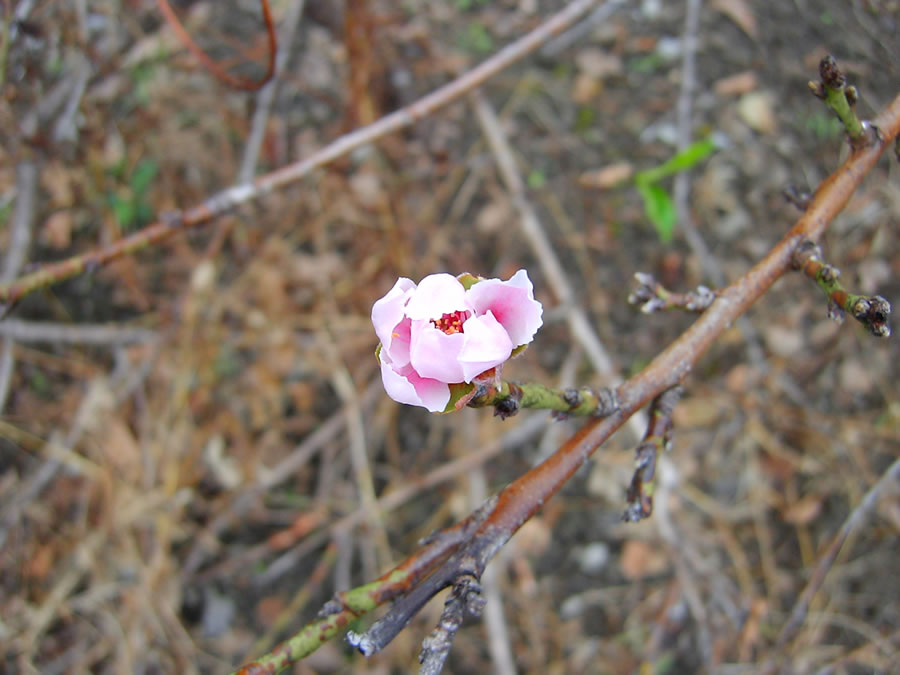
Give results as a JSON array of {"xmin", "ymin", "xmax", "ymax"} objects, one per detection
[
  {"xmin": 459, "ymin": 22, "xmax": 494, "ymax": 54},
  {"xmin": 106, "ymin": 158, "xmax": 158, "ymax": 230},
  {"xmin": 455, "ymin": 0, "xmax": 489, "ymax": 9},
  {"xmin": 527, "ymin": 169, "xmax": 547, "ymax": 189},
  {"xmin": 634, "ymin": 137, "xmax": 717, "ymax": 242}
]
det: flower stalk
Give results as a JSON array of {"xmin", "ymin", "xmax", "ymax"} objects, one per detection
[{"xmin": 467, "ymin": 380, "xmax": 618, "ymax": 419}]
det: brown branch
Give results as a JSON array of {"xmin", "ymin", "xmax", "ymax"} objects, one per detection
[
  {"xmin": 0, "ymin": 0, "xmax": 602, "ymax": 307},
  {"xmin": 250, "ymin": 92, "xmax": 900, "ymax": 674},
  {"xmin": 156, "ymin": 0, "xmax": 276, "ymax": 91}
]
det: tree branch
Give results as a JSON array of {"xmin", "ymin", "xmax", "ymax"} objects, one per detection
[
  {"xmin": 234, "ymin": 93, "xmax": 900, "ymax": 674},
  {"xmin": 0, "ymin": 0, "xmax": 602, "ymax": 307}
]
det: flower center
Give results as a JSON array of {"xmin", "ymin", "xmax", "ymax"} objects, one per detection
[{"xmin": 431, "ymin": 310, "xmax": 469, "ymax": 335}]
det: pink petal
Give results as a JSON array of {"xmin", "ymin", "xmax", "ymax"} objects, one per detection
[
  {"xmin": 458, "ymin": 312, "xmax": 513, "ymax": 382},
  {"xmin": 384, "ymin": 317, "xmax": 411, "ymax": 368},
  {"xmin": 404, "ymin": 274, "xmax": 472, "ymax": 321},
  {"xmin": 466, "ymin": 269, "xmax": 543, "ymax": 346},
  {"xmin": 409, "ymin": 319, "xmax": 467, "ymax": 383},
  {"xmin": 372, "ymin": 277, "xmax": 416, "ymax": 350},
  {"xmin": 380, "ymin": 359, "xmax": 450, "ymax": 412}
]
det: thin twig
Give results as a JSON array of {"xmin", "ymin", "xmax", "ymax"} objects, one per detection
[
  {"xmin": 776, "ymin": 457, "xmax": 900, "ymax": 650},
  {"xmin": 0, "ymin": 161, "xmax": 37, "ymax": 413},
  {"xmin": 0, "ymin": 0, "xmax": 602, "ymax": 306},
  {"xmin": 237, "ymin": 0, "xmax": 306, "ymax": 182},
  {"xmin": 156, "ymin": 0, "xmax": 276, "ymax": 91},
  {"xmin": 0, "ymin": 319, "xmax": 157, "ymax": 345},
  {"xmin": 671, "ymin": 0, "xmax": 770, "ymax": 373},
  {"xmin": 468, "ymin": 463, "xmax": 516, "ymax": 675},
  {"xmin": 470, "ymin": 90, "xmax": 646, "ymax": 442}
]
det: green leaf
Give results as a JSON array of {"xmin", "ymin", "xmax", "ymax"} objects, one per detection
[
  {"xmin": 108, "ymin": 193, "xmax": 136, "ymax": 229},
  {"xmin": 637, "ymin": 181, "xmax": 677, "ymax": 242},
  {"xmin": 130, "ymin": 159, "xmax": 158, "ymax": 195},
  {"xmin": 460, "ymin": 22, "xmax": 493, "ymax": 54},
  {"xmin": 527, "ymin": 169, "xmax": 546, "ymax": 189},
  {"xmin": 635, "ymin": 137, "xmax": 717, "ymax": 184}
]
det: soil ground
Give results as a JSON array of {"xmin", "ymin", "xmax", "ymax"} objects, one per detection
[{"xmin": 0, "ymin": 1, "xmax": 898, "ymax": 674}]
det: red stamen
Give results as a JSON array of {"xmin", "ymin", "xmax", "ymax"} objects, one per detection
[{"xmin": 432, "ymin": 310, "xmax": 469, "ymax": 335}]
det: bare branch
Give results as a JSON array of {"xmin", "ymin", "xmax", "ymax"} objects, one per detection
[{"xmin": 0, "ymin": 0, "xmax": 603, "ymax": 307}]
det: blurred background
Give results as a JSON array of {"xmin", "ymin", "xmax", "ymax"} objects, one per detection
[{"xmin": 0, "ymin": 1, "xmax": 898, "ymax": 673}]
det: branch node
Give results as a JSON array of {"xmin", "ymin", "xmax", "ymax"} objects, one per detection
[
  {"xmin": 346, "ymin": 630, "xmax": 379, "ymax": 657},
  {"xmin": 793, "ymin": 238, "xmax": 892, "ymax": 337},
  {"xmin": 784, "ymin": 185, "xmax": 813, "ymax": 211},
  {"xmin": 493, "ymin": 386, "xmax": 522, "ymax": 419},
  {"xmin": 629, "ymin": 272, "xmax": 715, "ymax": 313},
  {"xmin": 419, "ymin": 574, "xmax": 483, "ymax": 675},
  {"xmin": 622, "ymin": 386, "xmax": 683, "ymax": 522}
]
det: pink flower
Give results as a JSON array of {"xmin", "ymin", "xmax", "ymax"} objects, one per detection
[{"xmin": 372, "ymin": 270, "xmax": 543, "ymax": 412}]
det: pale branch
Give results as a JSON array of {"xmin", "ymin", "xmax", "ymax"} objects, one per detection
[
  {"xmin": 233, "ymin": 92, "xmax": 900, "ymax": 675},
  {"xmin": 628, "ymin": 272, "xmax": 716, "ymax": 314},
  {"xmin": 0, "ymin": 0, "xmax": 602, "ymax": 307}
]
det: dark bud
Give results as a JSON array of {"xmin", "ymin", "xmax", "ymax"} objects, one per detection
[
  {"xmin": 784, "ymin": 185, "xmax": 812, "ymax": 211},
  {"xmin": 819, "ymin": 55, "xmax": 845, "ymax": 89},
  {"xmin": 852, "ymin": 295, "xmax": 892, "ymax": 338},
  {"xmin": 493, "ymin": 396, "xmax": 520, "ymax": 420},
  {"xmin": 819, "ymin": 264, "xmax": 840, "ymax": 284},
  {"xmin": 845, "ymin": 85, "xmax": 859, "ymax": 106}
]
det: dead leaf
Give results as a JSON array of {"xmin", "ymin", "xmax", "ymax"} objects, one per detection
[
  {"xmin": 42, "ymin": 210, "xmax": 74, "ymax": 250},
  {"xmin": 763, "ymin": 324, "xmax": 803, "ymax": 358},
  {"xmin": 350, "ymin": 170, "xmax": 384, "ymax": 209},
  {"xmin": 571, "ymin": 73, "xmax": 603, "ymax": 103},
  {"xmin": 620, "ymin": 539, "xmax": 669, "ymax": 580},
  {"xmin": 714, "ymin": 71, "xmax": 758, "ymax": 97},
  {"xmin": 672, "ymin": 395, "xmax": 726, "ymax": 427},
  {"xmin": 712, "ymin": 0, "xmax": 758, "ymax": 39},
  {"xmin": 839, "ymin": 358, "xmax": 874, "ymax": 395},
  {"xmin": 579, "ymin": 162, "xmax": 634, "ymax": 190},
  {"xmin": 782, "ymin": 494, "xmax": 823, "ymax": 525},
  {"xmin": 575, "ymin": 48, "xmax": 623, "ymax": 79},
  {"xmin": 737, "ymin": 91, "xmax": 777, "ymax": 135},
  {"xmin": 476, "ymin": 199, "xmax": 511, "ymax": 235},
  {"xmin": 41, "ymin": 161, "xmax": 75, "ymax": 208}
]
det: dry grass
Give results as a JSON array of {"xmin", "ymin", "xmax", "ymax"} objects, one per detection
[{"xmin": 1, "ymin": 2, "xmax": 898, "ymax": 674}]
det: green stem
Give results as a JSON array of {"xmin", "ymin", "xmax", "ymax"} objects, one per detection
[
  {"xmin": 822, "ymin": 85, "xmax": 865, "ymax": 141},
  {"xmin": 468, "ymin": 380, "xmax": 617, "ymax": 418},
  {"xmin": 231, "ymin": 569, "xmax": 411, "ymax": 675}
]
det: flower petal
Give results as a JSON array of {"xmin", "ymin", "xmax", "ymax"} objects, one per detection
[
  {"xmin": 404, "ymin": 274, "xmax": 471, "ymax": 321},
  {"xmin": 409, "ymin": 319, "xmax": 466, "ymax": 383},
  {"xmin": 380, "ymin": 359, "xmax": 450, "ymax": 412},
  {"xmin": 458, "ymin": 311, "xmax": 513, "ymax": 381},
  {"xmin": 372, "ymin": 277, "xmax": 416, "ymax": 350},
  {"xmin": 466, "ymin": 269, "xmax": 543, "ymax": 346}
]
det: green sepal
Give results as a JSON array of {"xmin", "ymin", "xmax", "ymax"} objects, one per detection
[
  {"xmin": 510, "ymin": 343, "xmax": 529, "ymax": 358},
  {"xmin": 456, "ymin": 273, "xmax": 482, "ymax": 290},
  {"xmin": 442, "ymin": 381, "xmax": 477, "ymax": 413},
  {"xmin": 374, "ymin": 342, "xmax": 382, "ymax": 364}
]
